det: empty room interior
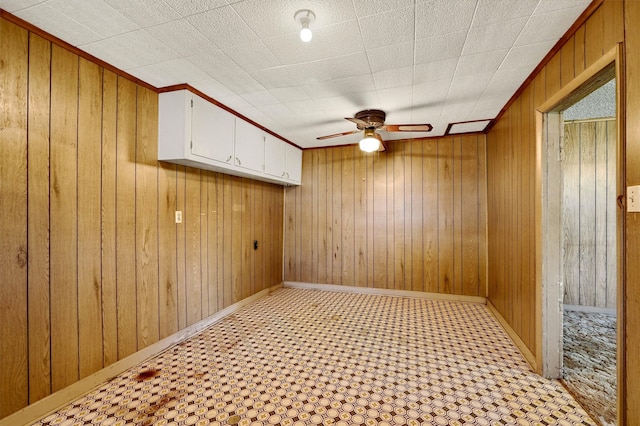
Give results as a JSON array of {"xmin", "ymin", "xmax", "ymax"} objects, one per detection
[{"xmin": 1, "ymin": 0, "xmax": 640, "ymax": 425}]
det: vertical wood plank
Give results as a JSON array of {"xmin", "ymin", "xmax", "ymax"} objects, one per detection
[
  {"xmin": 115, "ymin": 77, "xmax": 138, "ymax": 360},
  {"xmin": 365, "ymin": 150, "xmax": 375, "ymax": 288},
  {"xmin": 215, "ymin": 173, "xmax": 225, "ymax": 310},
  {"xmin": 284, "ymin": 184, "xmax": 297, "ymax": 281},
  {"xmin": 561, "ymin": 35, "xmax": 576, "ymax": 88},
  {"xmin": 584, "ymin": 6, "xmax": 604, "ymax": 68},
  {"xmin": 27, "ymin": 32, "xmax": 52, "ymax": 403},
  {"xmin": 411, "ymin": 140, "xmax": 424, "ymax": 292},
  {"xmin": 403, "ymin": 142, "xmax": 412, "ymax": 291},
  {"xmin": 595, "ymin": 120, "xmax": 609, "ymax": 308},
  {"xmin": 438, "ymin": 138, "xmax": 454, "ymax": 294},
  {"xmin": 77, "ymin": 57, "xmax": 104, "ymax": 378},
  {"xmin": 331, "ymin": 149, "xmax": 342, "ymax": 285},
  {"xmin": 200, "ymin": 172, "xmax": 209, "ymax": 316},
  {"xmin": 231, "ymin": 176, "xmax": 243, "ymax": 303},
  {"xmin": 253, "ymin": 182, "xmax": 264, "ymax": 293},
  {"xmin": 207, "ymin": 172, "xmax": 218, "ymax": 314},
  {"xmin": 546, "ymin": 53, "xmax": 562, "ymax": 106},
  {"xmin": 176, "ymin": 166, "xmax": 187, "ymax": 327},
  {"xmin": 342, "ymin": 146, "xmax": 355, "ymax": 286},
  {"xmin": 373, "ymin": 153, "xmax": 387, "ymax": 288},
  {"xmin": 386, "ymin": 150, "xmax": 395, "ymax": 290},
  {"xmin": 241, "ymin": 178, "xmax": 252, "ymax": 299},
  {"xmin": 317, "ymin": 149, "xmax": 328, "ymax": 284},
  {"xmin": 453, "ymin": 137, "xmax": 463, "ymax": 294},
  {"xmin": 0, "ymin": 18, "xmax": 29, "ymax": 416},
  {"xmin": 605, "ymin": 120, "xmax": 616, "ymax": 309},
  {"xmin": 579, "ymin": 122, "xmax": 596, "ymax": 306},
  {"xmin": 135, "ymin": 86, "xmax": 159, "ymax": 347},
  {"xmin": 101, "ymin": 69, "xmax": 118, "ymax": 366},
  {"xmin": 394, "ymin": 142, "xmax": 406, "ymax": 290},
  {"xmin": 325, "ymin": 149, "xmax": 334, "ymax": 284},
  {"xmin": 158, "ymin": 162, "xmax": 178, "ymax": 338},
  {"xmin": 477, "ymin": 134, "xmax": 488, "ymax": 297},
  {"xmin": 520, "ymin": 86, "xmax": 533, "ymax": 347},
  {"xmin": 462, "ymin": 135, "xmax": 479, "ymax": 296},
  {"xmin": 423, "ymin": 139, "xmax": 439, "ymax": 293},
  {"xmin": 185, "ymin": 168, "xmax": 202, "ymax": 324},
  {"xmin": 563, "ymin": 123, "xmax": 580, "ymax": 305},
  {"xmin": 354, "ymin": 148, "xmax": 367, "ymax": 287},
  {"xmin": 301, "ymin": 151, "xmax": 314, "ymax": 283},
  {"xmin": 574, "ymin": 25, "xmax": 586, "ymax": 77},
  {"xmin": 311, "ymin": 150, "xmax": 319, "ymax": 283},
  {"xmin": 50, "ymin": 44, "xmax": 79, "ymax": 390},
  {"xmin": 222, "ymin": 175, "xmax": 233, "ymax": 307}
]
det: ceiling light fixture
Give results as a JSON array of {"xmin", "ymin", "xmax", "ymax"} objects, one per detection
[
  {"xmin": 294, "ymin": 9, "xmax": 315, "ymax": 43},
  {"xmin": 359, "ymin": 128, "xmax": 380, "ymax": 153}
]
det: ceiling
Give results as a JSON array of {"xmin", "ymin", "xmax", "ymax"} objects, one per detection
[{"xmin": 0, "ymin": 0, "xmax": 592, "ymax": 149}]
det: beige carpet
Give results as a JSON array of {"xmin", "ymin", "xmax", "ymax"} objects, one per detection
[{"xmin": 562, "ymin": 309, "xmax": 617, "ymax": 426}]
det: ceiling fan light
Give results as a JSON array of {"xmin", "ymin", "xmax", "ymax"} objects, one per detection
[{"xmin": 359, "ymin": 136, "xmax": 380, "ymax": 153}]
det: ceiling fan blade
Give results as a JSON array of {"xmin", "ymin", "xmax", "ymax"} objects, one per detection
[
  {"xmin": 345, "ymin": 117, "xmax": 371, "ymax": 128},
  {"xmin": 316, "ymin": 129, "xmax": 361, "ymax": 140},
  {"xmin": 382, "ymin": 123, "xmax": 433, "ymax": 132}
]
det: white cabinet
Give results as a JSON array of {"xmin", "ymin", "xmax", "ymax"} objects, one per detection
[
  {"xmin": 191, "ymin": 94, "xmax": 234, "ymax": 165},
  {"xmin": 158, "ymin": 89, "xmax": 302, "ymax": 186},
  {"xmin": 264, "ymin": 135, "xmax": 302, "ymax": 184},
  {"xmin": 234, "ymin": 119, "xmax": 265, "ymax": 173},
  {"xmin": 285, "ymin": 144, "xmax": 302, "ymax": 183},
  {"xmin": 265, "ymin": 134, "xmax": 287, "ymax": 178}
]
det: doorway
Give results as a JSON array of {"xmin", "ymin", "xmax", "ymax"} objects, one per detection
[
  {"xmin": 559, "ymin": 79, "xmax": 617, "ymax": 425},
  {"xmin": 537, "ymin": 45, "xmax": 624, "ymax": 426}
]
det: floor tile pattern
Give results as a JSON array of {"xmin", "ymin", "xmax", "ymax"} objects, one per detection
[{"xmin": 32, "ymin": 288, "xmax": 595, "ymax": 425}]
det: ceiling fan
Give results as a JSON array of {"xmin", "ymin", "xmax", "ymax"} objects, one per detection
[{"xmin": 316, "ymin": 109, "xmax": 433, "ymax": 152}]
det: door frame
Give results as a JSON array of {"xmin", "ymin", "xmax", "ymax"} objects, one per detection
[{"xmin": 535, "ymin": 43, "xmax": 625, "ymax": 421}]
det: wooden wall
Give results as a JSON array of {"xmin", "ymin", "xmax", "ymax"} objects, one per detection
[
  {"xmin": 284, "ymin": 136, "xmax": 487, "ymax": 296},
  {"xmin": 485, "ymin": 0, "xmax": 623, "ymax": 361},
  {"xmin": 562, "ymin": 119, "xmax": 617, "ymax": 308},
  {"xmin": 0, "ymin": 17, "xmax": 283, "ymax": 419},
  {"xmin": 624, "ymin": 0, "xmax": 640, "ymax": 421}
]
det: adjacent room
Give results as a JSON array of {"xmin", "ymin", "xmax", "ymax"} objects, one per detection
[{"xmin": 1, "ymin": 0, "xmax": 640, "ymax": 425}]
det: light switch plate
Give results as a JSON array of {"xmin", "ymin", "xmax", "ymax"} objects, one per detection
[
  {"xmin": 628, "ymin": 186, "xmax": 640, "ymax": 213},
  {"xmin": 175, "ymin": 211, "xmax": 183, "ymax": 223}
]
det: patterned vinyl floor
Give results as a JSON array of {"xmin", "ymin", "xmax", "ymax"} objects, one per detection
[{"xmin": 32, "ymin": 288, "xmax": 595, "ymax": 426}]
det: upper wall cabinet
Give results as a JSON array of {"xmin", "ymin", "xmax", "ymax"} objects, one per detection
[{"xmin": 158, "ymin": 89, "xmax": 301, "ymax": 186}]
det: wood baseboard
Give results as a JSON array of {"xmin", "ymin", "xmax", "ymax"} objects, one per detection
[
  {"xmin": 0, "ymin": 284, "xmax": 283, "ymax": 426},
  {"xmin": 486, "ymin": 299, "xmax": 538, "ymax": 371},
  {"xmin": 283, "ymin": 281, "xmax": 486, "ymax": 304}
]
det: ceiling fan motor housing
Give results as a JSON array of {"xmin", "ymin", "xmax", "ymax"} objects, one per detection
[{"xmin": 354, "ymin": 109, "xmax": 386, "ymax": 129}]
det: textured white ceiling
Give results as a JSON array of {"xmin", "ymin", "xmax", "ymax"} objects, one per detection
[{"xmin": 1, "ymin": 0, "xmax": 592, "ymax": 148}]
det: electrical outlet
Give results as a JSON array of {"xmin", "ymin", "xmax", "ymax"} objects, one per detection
[
  {"xmin": 628, "ymin": 186, "xmax": 640, "ymax": 213},
  {"xmin": 175, "ymin": 211, "xmax": 183, "ymax": 223}
]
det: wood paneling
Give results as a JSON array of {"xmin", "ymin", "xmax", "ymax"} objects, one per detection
[
  {"xmin": 562, "ymin": 120, "xmax": 617, "ymax": 308},
  {"xmin": 0, "ymin": 16, "xmax": 283, "ymax": 420},
  {"xmin": 0, "ymin": 17, "xmax": 29, "ymax": 418},
  {"xmin": 27, "ymin": 32, "xmax": 52, "ymax": 403},
  {"xmin": 77, "ymin": 57, "xmax": 104, "ymax": 378},
  {"xmin": 284, "ymin": 136, "xmax": 487, "ymax": 295},
  {"xmin": 50, "ymin": 44, "xmax": 80, "ymax": 392},
  {"xmin": 486, "ymin": 0, "xmax": 624, "ymax": 358},
  {"xmin": 625, "ymin": 0, "xmax": 640, "ymax": 421}
]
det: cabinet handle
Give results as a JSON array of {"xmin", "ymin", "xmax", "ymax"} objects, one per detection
[
  {"xmin": 226, "ymin": 155, "xmax": 232, "ymax": 163},
  {"xmin": 282, "ymin": 171, "xmax": 286, "ymax": 177},
  {"xmin": 236, "ymin": 157, "xmax": 241, "ymax": 166},
  {"xmin": 286, "ymin": 172, "xmax": 290, "ymax": 178}
]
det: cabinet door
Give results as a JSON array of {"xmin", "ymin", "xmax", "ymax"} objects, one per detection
[
  {"xmin": 234, "ymin": 119, "xmax": 265, "ymax": 173},
  {"xmin": 264, "ymin": 134, "xmax": 287, "ymax": 178},
  {"xmin": 191, "ymin": 94, "xmax": 235, "ymax": 165},
  {"xmin": 286, "ymin": 144, "xmax": 302, "ymax": 183}
]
